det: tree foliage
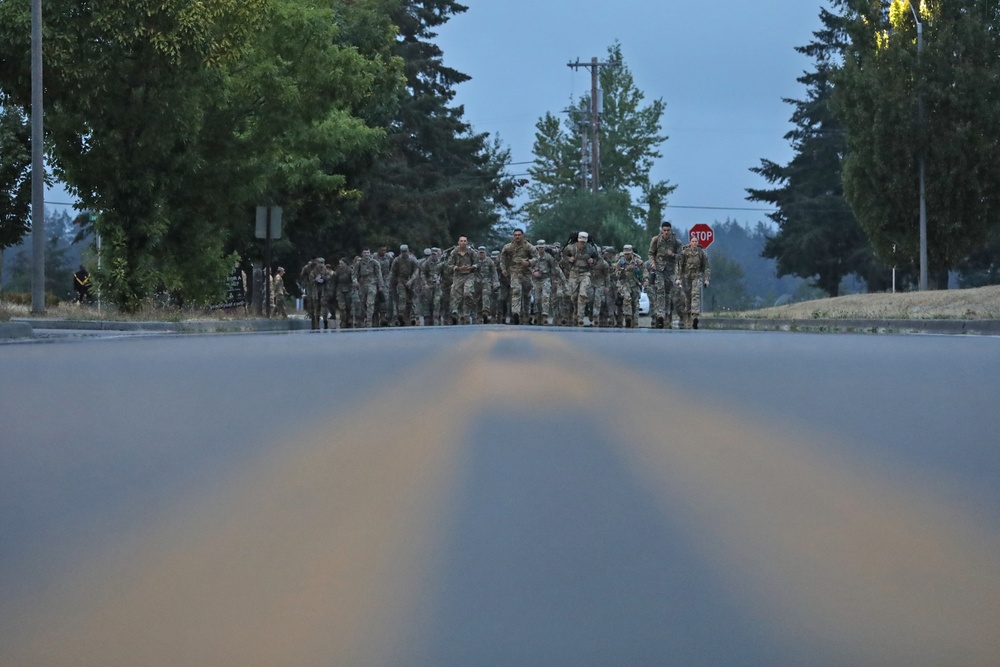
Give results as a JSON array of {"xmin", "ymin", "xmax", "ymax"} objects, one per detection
[
  {"xmin": 748, "ymin": 9, "xmax": 889, "ymax": 296},
  {"xmin": 322, "ymin": 0, "xmax": 520, "ymax": 260},
  {"xmin": 523, "ymin": 42, "xmax": 674, "ymax": 250},
  {"xmin": 0, "ymin": 0, "xmax": 401, "ymax": 310},
  {"xmin": 0, "ymin": 102, "xmax": 30, "ymax": 254},
  {"xmin": 832, "ymin": 0, "xmax": 1000, "ymax": 286}
]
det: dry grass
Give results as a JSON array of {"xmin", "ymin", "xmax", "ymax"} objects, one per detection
[{"xmin": 717, "ymin": 284, "xmax": 1000, "ymax": 320}]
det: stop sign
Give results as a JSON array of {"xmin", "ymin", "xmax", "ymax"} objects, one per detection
[{"xmin": 689, "ymin": 223, "xmax": 714, "ymax": 248}]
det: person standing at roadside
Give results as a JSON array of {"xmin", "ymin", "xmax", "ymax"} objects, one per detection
[{"xmin": 270, "ymin": 266, "xmax": 288, "ymax": 319}]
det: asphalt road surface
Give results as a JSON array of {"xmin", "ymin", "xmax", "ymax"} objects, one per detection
[{"xmin": 2, "ymin": 327, "xmax": 999, "ymax": 666}]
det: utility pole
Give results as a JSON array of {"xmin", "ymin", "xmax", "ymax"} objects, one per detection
[
  {"xmin": 910, "ymin": 2, "xmax": 928, "ymax": 291},
  {"xmin": 567, "ymin": 56, "xmax": 620, "ymax": 193},
  {"xmin": 30, "ymin": 0, "xmax": 45, "ymax": 313}
]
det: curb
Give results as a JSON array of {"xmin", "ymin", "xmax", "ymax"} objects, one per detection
[
  {"xmin": 11, "ymin": 318, "xmax": 312, "ymax": 334},
  {"xmin": 0, "ymin": 322, "xmax": 35, "ymax": 340},
  {"xmin": 700, "ymin": 317, "xmax": 1000, "ymax": 335}
]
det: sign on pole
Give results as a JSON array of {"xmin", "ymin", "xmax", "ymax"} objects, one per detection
[
  {"xmin": 255, "ymin": 206, "xmax": 282, "ymax": 240},
  {"xmin": 690, "ymin": 223, "xmax": 714, "ymax": 248}
]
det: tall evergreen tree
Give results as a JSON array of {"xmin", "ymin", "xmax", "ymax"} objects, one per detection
[
  {"xmin": 832, "ymin": 0, "xmax": 1000, "ymax": 287},
  {"xmin": 748, "ymin": 8, "xmax": 887, "ymax": 297},
  {"xmin": 332, "ymin": 0, "xmax": 519, "ymax": 255},
  {"xmin": 523, "ymin": 42, "xmax": 674, "ymax": 250}
]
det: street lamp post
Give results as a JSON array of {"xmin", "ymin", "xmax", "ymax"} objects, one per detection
[
  {"xmin": 30, "ymin": 0, "xmax": 45, "ymax": 313},
  {"xmin": 910, "ymin": 1, "xmax": 928, "ymax": 291}
]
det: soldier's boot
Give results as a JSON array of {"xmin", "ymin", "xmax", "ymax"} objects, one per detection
[
  {"xmin": 511, "ymin": 313, "xmax": 520, "ymax": 325},
  {"xmin": 625, "ymin": 315, "xmax": 633, "ymax": 328},
  {"xmin": 692, "ymin": 315, "xmax": 700, "ymax": 330},
  {"xmin": 656, "ymin": 315, "xmax": 665, "ymax": 329},
  {"xmin": 450, "ymin": 312, "xmax": 459, "ymax": 326},
  {"xmin": 363, "ymin": 318, "xmax": 372, "ymax": 328}
]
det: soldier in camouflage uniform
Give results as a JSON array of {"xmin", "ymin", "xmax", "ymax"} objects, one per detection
[
  {"xmin": 500, "ymin": 228, "xmax": 539, "ymax": 325},
  {"xmin": 473, "ymin": 246, "xmax": 499, "ymax": 323},
  {"xmin": 614, "ymin": 245, "xmax": 647, "ymax": 328},
  {"xmin": 490, "ymin": 250, "xmax": 508, "ymax": 323},
  {"xmin": 448, "ymin": 236, "xmax": 478, "ymax": 324},
  {"xmin": 561, "ymin": 232, "xmax": 600, "ymax": 326},
  {"xmin": 304, "ymin": 257, "xmax": 334, "ymax": 329},
  {"xmin": 373, "ymin": 245, "xmax": 393, "ymax": 327},
  {"xmin": 590, "ymin": 247, "xmax": 614, "ymax": 326},
  {"xmin": 389, "ymin": 244, "xmax": 420, "ymax": 326},
  {"xmin": 354, "ymin": 248, "xmax": 383, "ymax": 328},
  {"xmin": 420, "ymin": 247, "xmax": 444, "ymax": 325},
  {"xmin": 674, "ymin": 234, "xmax": 711, "ymax": 329},
  {"xmin": 648, "ymin": 221, "xmax": 683, "ymax": 329},
  {"xmin": 550, "ymin": 242, "xmax": 570, "ymax": 325},
  {"xmin": 270, "ymin": 266, "xmax": 288, "ymax": 319},
  {"xmin": 333, "ymin": 258, "xmax": 356, "ymax": 328},
  {"xmin": 528, "ymin": 240, "xmax": 563, "ymax": 325}
]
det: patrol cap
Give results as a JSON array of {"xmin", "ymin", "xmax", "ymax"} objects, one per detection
[
  {"xmin": 431, "ymin": 247, "xmax": 441, "ymax": 253},
  {"xmin": 536, "ymin": 239, "xmax": 546, "ymax": 246},
  {"xmin": 623, "ymin": 244, "xmax": 633, "ymax": 251},
  {"xmin": 491, "ymin": 250, "xmax": 500, "ymax": 257},
  {"xmin": 315, "ymin": 257, "xmax": 325, "ymax": 264},
  {"xmin": 578, "ymin": 231, "xmax": 589, "ymax": 242},
  {"xmin": 478, "ymin": 246, "xmax": 486, "ymax": 252},
  {"xmin": 400, "ymin": 244, "xmax": 409, "ymax": 252}
]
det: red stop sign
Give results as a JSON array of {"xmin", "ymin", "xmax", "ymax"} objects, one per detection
[{"xmin": 689, "ymin": 223, "xmax": 714, "ymax": 248}]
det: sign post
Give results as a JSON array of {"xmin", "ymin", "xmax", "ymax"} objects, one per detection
[
  {"xmin": 689, "ymin": 223, "xmax": 714, "ymax": 248},
  {"xmin": 256, "ymin": 206, "xmax": 282, "ymax": 317}
]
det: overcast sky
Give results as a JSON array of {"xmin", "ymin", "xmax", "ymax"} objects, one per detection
[{"xmin": 436, "ymin": 0, "xmax": 828, "ymax": 230}]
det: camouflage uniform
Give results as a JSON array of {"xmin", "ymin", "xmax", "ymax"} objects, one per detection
[
  {"xmin": 304, "ymin": 258, "xmax": 334, "ymax": 329},
  {"xmin": 500, "ymin": 234, "xmax": 538, "ymax": 324},
  {"xmin": 473, "ymin": 248, "xmax": 499, "ymax": 323},
  {"xmin": 270, "ymin": 268, "xmax": 288, "ymax": 319},
  {"xmin": 614, "ymin": 249, "xmax": 647, "ymax": 328},
  {"xmin": 389, "ymin": 247, "xmax": 420, "ymax": 326},
  {"xmin": 561, "ymin": 234, "xmax": 600, "ymax": 326},
  {"xmin": 354, "ymin": 252, "xmax": 383, "ymax": 328},
  {"xmin": 648, "ymin": 226, "xmax": 683, "ymax": 327},
  {"xmin": 448, "ymin": 246, "xmax": 478, "ymax": 324},
  {"xmin": 674, "ymin": 240, "xmax": 711, "ymax": 329},
  {"xmin": 590, "ymin": 250, "xmax": 613, "ymax": 326},
  {"xmin": 528, "ymin": 243, "xmax": 563, "ymax": 324},
  {"xmin": 373, "ymin": 248, "xmax": 393, "ymax": 326},
  {"xmin": 490, "ymin": 250, "xmax": 508, "ymax": 323},
  {"xmin": 420, "ymin": 250, "xmax": 444, "ymax": 325},
  {"xmin": 334, "ymin": 259, "xmax": 357, "ymax": 328}
]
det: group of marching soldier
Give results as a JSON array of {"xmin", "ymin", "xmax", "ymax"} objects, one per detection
[{"xmin": 297, "ymin": 221, "xmax": 710, "ymax": 331}]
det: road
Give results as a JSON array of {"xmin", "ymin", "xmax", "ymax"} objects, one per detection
[{"xmin": 2, "ymin": 328, "xmax": 999, "ymax": 666}]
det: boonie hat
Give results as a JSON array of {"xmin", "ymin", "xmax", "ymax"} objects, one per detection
[{"xmin": 578, "ymin": 232, "xmax": 589, "ymax": 242}]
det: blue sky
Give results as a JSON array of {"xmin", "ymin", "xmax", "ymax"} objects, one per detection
[{"xmin": 436, "ymin": 1, "xmax": 828, "ymax": 230}]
